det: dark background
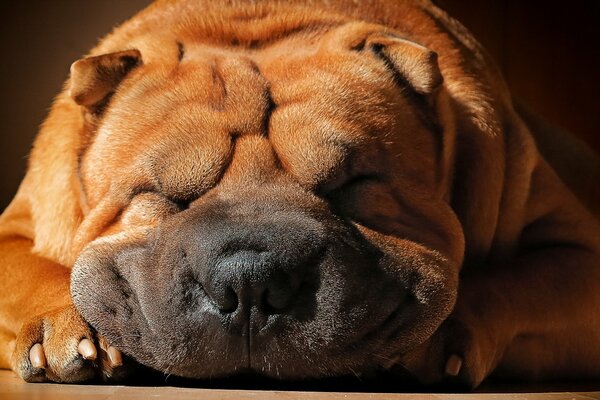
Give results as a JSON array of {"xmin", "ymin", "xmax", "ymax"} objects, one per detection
[{"xmin": 1, "ymin": 0, "xmax": 598, "ymax": 212}]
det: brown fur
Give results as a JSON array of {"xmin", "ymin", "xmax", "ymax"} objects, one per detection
[{"xmin": 1, "ymin": 0, "xmax": 599, "ymax": 388}]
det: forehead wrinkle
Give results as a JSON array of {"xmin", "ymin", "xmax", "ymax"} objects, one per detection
[
  {"xmin": 209, "ymin": 61, "xmax": 227, "ymax": 111},
  {"xmin": 116, "ymin": 61, "xmax": 229, "ymax": 114},
  {"xmin": 208, "ymin": 56, "xmax": 271, "ymax": 136},
  {"xmin": 87, "ymin": 99, "xmax": 222, "ymax": 202},
  {"xmin": 139, "ymin": 109, "xmax": 234, "ymax": 200},
  {"xmin": 174, "ymin": 5, "xmax": 346, "ymax": 49}
]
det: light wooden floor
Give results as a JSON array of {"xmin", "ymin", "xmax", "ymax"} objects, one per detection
[{"xmin": 1, "ymin": 370, "xmax": 599, "ymax": 400}]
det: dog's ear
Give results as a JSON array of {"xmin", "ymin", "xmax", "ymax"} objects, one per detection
[
  {"xmin": 2, "ymin": 50, "xmax": 141, "ymax": 266},
  {"xmin": 69, "ymin": 49, "xmax": 142, "ymax": 115},
  {"xmin": 366, "ymin": 34, "xmax": 443, "ymax": 95}
]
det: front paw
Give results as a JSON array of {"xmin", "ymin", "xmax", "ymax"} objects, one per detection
[
  {"xmin": 11, "ymin": 304, "xmax": 135, "ymax": 383},
  {"xmin": 400, "ymin": 317, "xmax": 500, "ymax": 389}
]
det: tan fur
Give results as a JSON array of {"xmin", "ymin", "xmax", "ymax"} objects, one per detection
[{"xmin": 1, "ymin": 0, "xmax": 599, "ymax": 387}]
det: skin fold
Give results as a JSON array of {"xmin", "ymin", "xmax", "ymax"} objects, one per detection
[{"xmin": 0, "ymin": 0, "xmax": 599, "ymax": 388}]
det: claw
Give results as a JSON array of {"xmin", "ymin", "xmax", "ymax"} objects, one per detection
[
  {"xmin": 107, "ymin": 346, "xmax": 123, "ymax": 367},
  {"xmin": 77, "ymin": 338, "xmax": 97, "ymax": 360},
  {"xmin": 445, "ymin": 354, "xmax": 463, "ymax": 376},
  {"xmin": 29, "ymin": 343, "xmax": 46, "ymax": 369}
]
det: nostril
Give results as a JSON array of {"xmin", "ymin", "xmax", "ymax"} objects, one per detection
[
  {"xmin": 260, "ymin": 274, "xmax": 297, "ymax": 314},
  {"xmin": 262, "ymin": 287, "xmax": 291, "ymax": 313},
  {"xmin": 215, "ymin": 286, "xmax": 238, "ymax": 313}
]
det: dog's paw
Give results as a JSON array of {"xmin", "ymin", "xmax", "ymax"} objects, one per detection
[
  {"xmin": 12, "ymin": 304, "xmax": 133, "ymax": 383},
  {"xmin": 400, "ymin": 316, "xmax": 501, "ymax": 390}
]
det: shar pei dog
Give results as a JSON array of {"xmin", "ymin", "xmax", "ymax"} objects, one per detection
[{"xmin": 1, "ymin": 0, "xmax": 600, "ymax": 389}]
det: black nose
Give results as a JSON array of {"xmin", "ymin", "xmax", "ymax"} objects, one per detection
[
  {"xmin": 173, "ymin": 191, "xmax": 327, "ymax": 335},
  {"xmin": 205, "ymin": 249, "xmax": 311, "ymax": 317}
]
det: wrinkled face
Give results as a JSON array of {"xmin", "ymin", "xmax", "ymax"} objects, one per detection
[{"xmin": 71, "ymin": 22, "xmax": 464, "ymax": 379}]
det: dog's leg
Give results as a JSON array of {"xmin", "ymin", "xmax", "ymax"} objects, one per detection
[
  {"xmin": 0, "ymin": 237, "xmax": 71, "ymax": 366},
  {"xmin": 0, "ymin": 236, "xmax": 132, "ymax": 382},
  {"xmin": 401, "ymin": 160, "xmax": 600, "ymax": 388},
  {"xmin": 401, "ymin": 247, "xmax": 600, "ymax": 387},
  {"xmin": 465, "ymin": 251, "xmax": 600, "ymax": 383}
]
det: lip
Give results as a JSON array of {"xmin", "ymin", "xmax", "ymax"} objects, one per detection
[{"xmin": 342, "ymin": 296, "xmax": 408, "ymax": 351}]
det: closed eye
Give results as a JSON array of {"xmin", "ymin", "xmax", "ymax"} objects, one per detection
[
  {"xmin": 341, "ymin": 174, "xmax": 380, "ymax": 187},
  {"xmin": 169, "ymin": 197, "xmax": 192, "ymax": 211},
  {"xmin": 317, "ymin": 173, "xmax": 381, "ymax": 198},
  {"xmin": 130, "ymin": 189, "xmax": 191, "ymax": 212}
]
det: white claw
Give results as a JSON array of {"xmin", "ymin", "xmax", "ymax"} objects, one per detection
[
  {"xmin": 445, "ymin": 354, "xmax": 463, "ymax": 376},
  {"xmin": 77, "ymin": 338, "xmax": 97, "ymax": 360},
  {"xmin": 29, "ymin": 343, "xmax": 46, "ymax": 369}
]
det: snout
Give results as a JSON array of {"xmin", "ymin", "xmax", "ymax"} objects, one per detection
[
  {"xmin": 167, "ymin": 195, "xmax": 326, "ymax": 339},
  {"xmin": 71, "ymin": 187, "xmax": 452, "ymax": 379},
  {"xmin": 73, "ymin": 189, "xmax": 342, "ymax": 377}
]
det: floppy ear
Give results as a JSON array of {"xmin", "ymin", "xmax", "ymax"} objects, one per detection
[
  {"xmin": 0, "ymin": 49, "xmax": 143, "ymax": 267},
  {"xmin": 69, "ymin": 49, "xmax": 142, "ymax": 115},
  {"xmin": 360, "ymin": 27, "xmax": 507, "ymax": 263},
  {"xmin": 366, "ymin": 34, "xmax": 443, "ymax": 95}
]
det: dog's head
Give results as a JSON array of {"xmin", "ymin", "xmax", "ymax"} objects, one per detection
[{"xmin": 26, "ymin": 3, "xmax": 508, "ymax": 380}]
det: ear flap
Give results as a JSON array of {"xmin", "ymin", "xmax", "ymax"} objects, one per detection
[
  {"xmin": 366, "ymin": 34, "xmax": 443, "ymax": 95},
  {"xmin": 2, "ymin": 50, "xmax": 142, "ymax": 266},
  {"xmin": 69, "ymin": 49, "xmax": 142, "ymax": 114}
]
